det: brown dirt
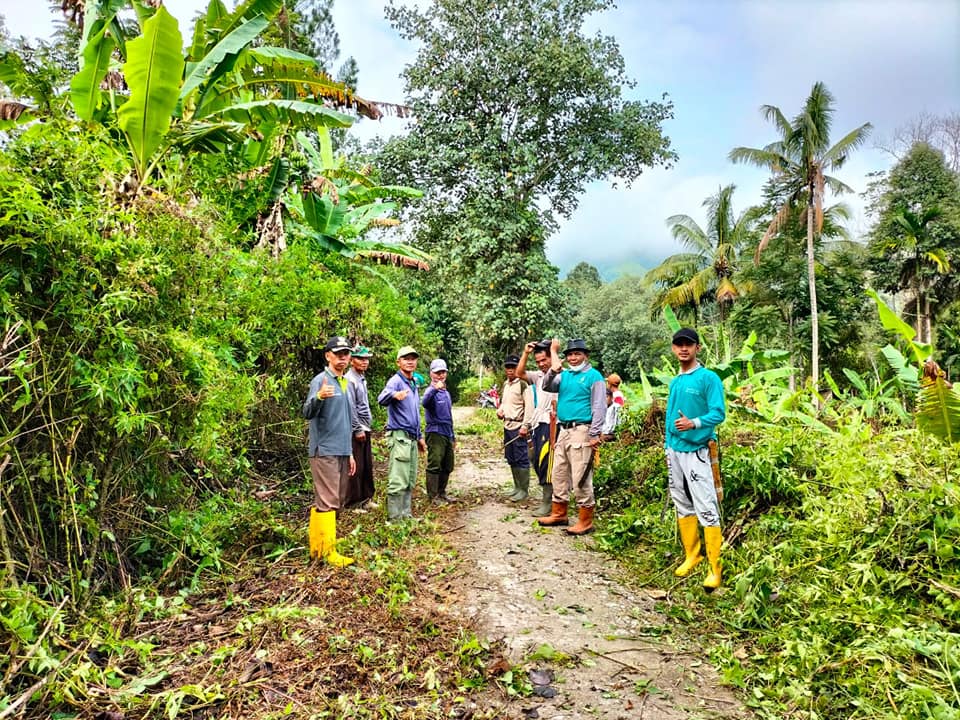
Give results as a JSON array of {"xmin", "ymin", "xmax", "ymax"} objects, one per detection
[{"xmin": 436, "ymin": 406, "xmax": 748, "ymax": 719}]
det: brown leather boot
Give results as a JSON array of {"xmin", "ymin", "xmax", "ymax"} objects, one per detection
[
  {"xmin": 538, "ymin": 501, "xmax": 569, "ymax": 526},
  {"xmin": 566, "ymin": 505, "xmax": 595, "ymax": 535}
]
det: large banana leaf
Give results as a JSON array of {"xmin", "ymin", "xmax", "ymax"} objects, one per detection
[
  {"xmin": 866, "ymin": 288, "xmax": 931, "ymax": 364},
  {"xmin": 217, "ymin": 99, "xmax": 353, "ymax": 128},
  {"xmin": 79, "ymin": 0, "xmax": 128, "ymax": 60},
  {"xmin": 880, "ymin": 344, "xmax": 920, "ymax": 392},
  {"xmin": 117, "ymin": 6, "xmax": 185, "ymax": 181},
  {"xmin": 916, "ymin": 377, "xmax": 960, "ymax": 444},
  {"xmin": 70, "ymin": 26, "xmax": 117, "ymax": 121},
  {"xmin": 180, "ymin": 16, "xmax": 268, "ymax": 104}
]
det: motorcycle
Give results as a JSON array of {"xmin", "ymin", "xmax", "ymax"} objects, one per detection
[{"xmin": 477, "ymin": 387, "xmax": 499, "ymax": 409}]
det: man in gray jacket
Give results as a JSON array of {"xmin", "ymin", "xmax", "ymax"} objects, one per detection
[{"xmin": 302, "ymin": 336, "xmax": 361, "ymax": 567}]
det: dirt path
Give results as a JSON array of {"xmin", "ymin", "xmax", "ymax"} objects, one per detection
[{"xmin": 440, "ymin": 407, "xmax": 746, "ymax": 719}]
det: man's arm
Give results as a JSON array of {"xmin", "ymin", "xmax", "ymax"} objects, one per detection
[
  {"xmin": 694, "ymin": 373, "xmax": 726, "ymax": 430},
  {"xmin": 516, "ymin": 341, "xmax": 535, "ymax": 381},
  {"xmin": 588, "ymin": 378, "xmax": 606, "ymax": 438},
  {"xmin": 377, "ymin": 376, "xmax": 398, "ymax": 406}
]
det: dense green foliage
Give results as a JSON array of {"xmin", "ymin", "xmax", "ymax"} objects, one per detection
[{"xmin": 378, "ymin": 0, "xmax": 675, "ymax": 358}]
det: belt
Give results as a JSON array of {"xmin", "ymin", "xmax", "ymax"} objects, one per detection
[{"xmin": 558, "ymin": 421, "xmax": 590, "ymax": 430}]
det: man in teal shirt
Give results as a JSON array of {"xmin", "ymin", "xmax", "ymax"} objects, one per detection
[
  {"xmin": 665, "ymin": 328, "xmax": 726, "ymax": 590},
  {"xmin": 537, "ymin": 338, "xmax": 606, "ymax": 535}
]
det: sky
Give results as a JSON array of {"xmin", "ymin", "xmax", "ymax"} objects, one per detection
[{"xmin": 4, "ymin": 0, "xmax": 959, "ymax": 277}]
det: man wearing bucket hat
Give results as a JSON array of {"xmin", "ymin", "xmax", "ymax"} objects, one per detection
[
  {"xmin": 344, "ymin": 344, "xmax": 375, "ymax": 510},
  {"xmin": 537, "ymin": 338, "xmax": 606, "ymax": 535},
  {"xmin": 377, "ymin": 346, "xmax": 427, "ymax": 521},
  {"xmin": 422, "ymin": 358, "xmax": 456, "ymax": 504},
  {"xmin": 302, "ymin": 335, "xmax": 362, "ymax": 567},
  {"xmin": 665, "ymin": 327, "xmax": 726, "ymax": 590}
]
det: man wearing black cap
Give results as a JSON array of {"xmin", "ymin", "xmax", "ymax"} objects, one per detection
[
  {"xmin": 497, "ymin": 354, "xmax": 534, "ymax": 501},
  {"xmin": 517, "ymin": 339, "xmax": 558, "ymax": 516},
  {"xmin": 537, "ymin": 338, "xmax": 606, "ymax": 535},
  {"xmin": 665, "ymin": 327, "xmax": 726, "ymax": 590},
  {"xmin": 302, "ymin": 336, "xmax": 362, "ymax": 567}
]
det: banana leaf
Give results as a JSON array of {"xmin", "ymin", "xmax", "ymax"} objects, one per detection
[
  {"xmin": 71, "ymin": 26, "xmax": 117, "ymax": 121},
  {"xmin": 180, "ymin": 16, "xmax": 268, "ymax": 103},
  {"xmin": 117, "ymin": 6, "xmax": 185, "ymax": 180},
  {"xmin": 216, "ymin": 99, "xmax": 353, "ymax": 129},
  {"xmin": 916, "ymin": 377, "xmax": 960, "ymax": 444}
]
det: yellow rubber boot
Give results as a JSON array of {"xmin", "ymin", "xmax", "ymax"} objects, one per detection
[
  {"xmin": 309, "ymin": 508, "xmax": 354, "ymax": 568},
  {"xmin": 703, "ymin": 525, "xmax": 722, "ymax": 590},
  {"xmin": 674, "ymin": 515, "xmax": 704, "ymax": 577}
]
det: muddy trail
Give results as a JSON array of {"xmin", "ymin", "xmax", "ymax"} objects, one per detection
[{"xmin": 438, "ymin": 407, "xmax": 747, "ymax": 719}]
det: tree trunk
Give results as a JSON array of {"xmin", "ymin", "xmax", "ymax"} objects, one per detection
[{"xmin": 806, "ymin": 199, "xmax": 819, "ymax": 390}]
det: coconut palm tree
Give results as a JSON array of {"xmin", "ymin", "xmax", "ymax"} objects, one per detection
[
  {"xmin": 729, "ymin": 82, "xmax": 872, "ymax": 388},
  {"xmin": 647, "ymin": 184, "xmax": 754, "ymax": 323}
]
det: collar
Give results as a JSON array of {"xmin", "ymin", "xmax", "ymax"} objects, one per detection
[{"xmin": 679, "ymin": 361, "xmax": 702, "ymax": 375}]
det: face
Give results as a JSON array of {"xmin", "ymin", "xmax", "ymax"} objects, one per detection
[
  {"xmin": 397, "ymin": 354, "xmax": 418, "ymax": 376},
  {"xmin": 430, "ymin": 369, "xmax": 447, "ymax": 383},
  {"xmin": 326, "ymin": 349, "xmax": 351, "ymax": 373},
  {"xmin": 351, "ymin": 356, "xmax": 370, "ymax": 373},
  {"xmin": 505, "ymin": 365, "xmax": 518, "ymax": 380},
  {"xmin": 533, "ymin": 350, "xmax": 551, "ymax": 372},
  {"xmin": 564, "ymin": 350, "xmax": 586, "ymax": 366},
  {"xmin": 671, "ymin": 340, "xmax": 699, "ymax": 363}
]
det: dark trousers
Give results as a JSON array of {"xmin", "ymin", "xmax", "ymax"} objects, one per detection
[
  {"xmin": 531, "ymin": 423, "xmax": 551, "ymax": 485},
  {"xmin": 504, "ymin": 428, "xmax": 530, "ymax": 468},
  {"xmin": 343, "ymin": 433, "xmax": 375, "ymax": 508},
  {"xmin": 426, "ymin": 432, "xmax": 455, "ymax": 475}
]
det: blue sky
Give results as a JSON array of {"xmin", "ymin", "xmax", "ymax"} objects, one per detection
[{"xmin": 5, "ymin": 0, "xmax": 959, "ymax": 276}]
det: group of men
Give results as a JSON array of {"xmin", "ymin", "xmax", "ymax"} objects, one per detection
[
  {"xmin": 303, "ymin": 328, "xmax": 727, "ymax": 590},
  {"xmin": 303, "ymin": 340, "xmax": 455, "ymax": 568}
]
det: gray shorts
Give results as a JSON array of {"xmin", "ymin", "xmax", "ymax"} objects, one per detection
[{"xmin": 665, "ymin": 447, "xmax": 720, "ymax": 526}]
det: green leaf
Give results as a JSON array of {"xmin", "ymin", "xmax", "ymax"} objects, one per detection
[
  {"xmin": 662, "ymin": 305, "xmax": 681, "ymax": 333},
  {"xmin": 263, "ymin": 156, "xmax": 290, "ymax": 203},
  {"xmin": 180, "ymin": 16, "xmax": 268, "ymax": 103},
  {"xmin": 216, "ymin": 99, "xmax": 353, "ymax": 129},
  {"xmin": 117, "ymin": 6, "xmax": 185, "ymax": 180},
  {"xmin": 916, "ymin": 377, "xmax": 960, "ymax": 444},
  {"xmin": 866, "ymin": 288, "xmax": 931, "ymax": 364},
  {"xmin": 70, "ymin": 26, "xmax": 117, "ymax": 121},
  {"xmin": 842, "ymin": 367, "xmax": 868, "ymax": 394}
]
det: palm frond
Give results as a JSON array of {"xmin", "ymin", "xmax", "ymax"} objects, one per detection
[
  {"xmin": 822, "ymin": 122, "xmax": 873, "ymax": 169},
  {"xmin": 755, "ymin": 202, "xmax": 793, "ymax": 264}
]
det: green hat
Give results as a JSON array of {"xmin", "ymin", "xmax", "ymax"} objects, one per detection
[
  {"xmin": 396, "ymin": 345, "xmax": 419, "ymax": 360},
  {"xmin": 351, "ymin": 345, "xmax": 373, "ymax": 358}
]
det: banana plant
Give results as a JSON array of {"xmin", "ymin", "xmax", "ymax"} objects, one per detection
[
  {"xmin": 867, "ymin": 288, "xmax": 960, "ymax": 443},
  {"xmin": 68, "ymin": 0, "xmax": 374, "ymax": 186}
]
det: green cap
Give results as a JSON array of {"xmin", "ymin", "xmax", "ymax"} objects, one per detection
[
  {"xmin": 396, "ymin": 345, "xmax": 419, "ymax": 360},
  {"xmin": 352, "ymin": 345, "xmax": 373, "ymax": 358}
]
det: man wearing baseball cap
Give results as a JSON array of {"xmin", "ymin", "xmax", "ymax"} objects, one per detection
[
  {"xmin": 344, "ymin": 345, "xmax": 375, "ymax": 510},
  {"xmin": 422, "ymin": 358, "xmax": 456, "ymax": 504},
  {"xmin": 665, "ymin": 327, "xmax": 726, "ymax": 590},
  {"xmin": 497, "ymin": 353, "xmax": 534, "ymax": 502},
  {"xmin": 302, "ymin": 336, "xmax": 362, "ymax": 567},
  {"xmin": 377, "ymin": 346, "xmax": 427, "ymax": 521}
]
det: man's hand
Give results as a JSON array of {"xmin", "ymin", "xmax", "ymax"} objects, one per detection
[
  {"xmin": 518, "ymin": 426, "xmax": 529, "ymax": 438},
  {"xmin": 417, "ymin": 438, "xmax": 427, "ymax": 453},
  {"xmin": 674, "ymin": 410, "xmax": 695, "ymax": 432},
  {"xmin": 550, "ymin": 337, "xmax": 561, "ymax": 353},
  {"xmin": 349, "ymin": 455, "xmax": 356, "ymax": 476},
  {"xmin": 588, "ymin": 435, "xmax": 602, "ymax": 448},
  {"xmin": 432, "ymin": 380, "xmax": 445, "ymax": 390},
  {"xmin": 496, "ymin": 408, "xmax": 505, "ymax": 419},
  {"xmin": 393, "ymin": 388, "xmax": 409, "ymax": 401},
  {"xmin": 526, "ymin": 341, "xmax": 537, "ymax": 352},
  {"xmin": 354, "ymin": 431, "xmax": 366, "ymax": 441},
  {"xmin": 317, "ymin": 376, "xmax": 334, "ymax": 399}
]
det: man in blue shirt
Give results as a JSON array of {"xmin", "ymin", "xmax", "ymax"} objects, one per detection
[
  {"xmin": 422, "ymin": 358, "xmax": 456, "ymax": 504},
  {"xmin": 302, "ymin": 336, "xmax": 361, "ymax": 567},
  {"xmin": 377, "ymin": 346, "xmax": 427, "ymax": 521},
  {"xmin": 665, "ymin": 328, "xmax": 726, "ymax": 590}
]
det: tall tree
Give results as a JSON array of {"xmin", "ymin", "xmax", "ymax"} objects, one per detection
[
  {"xmin": 868, "ymin": 142, "xmax": 960, "ymax": 343},
  {"xmin": 729, "ymin": 82, "xmax": 872, "ymax": 388},
  {"xmin": 647, "ymin": 184, "xmax": 754, "ymax": 323},
  {"xmin": 379, "ymin": 0, "xmax": 675, "ymax": 355}
]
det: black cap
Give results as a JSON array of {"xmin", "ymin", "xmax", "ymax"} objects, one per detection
[
  {"xmin": 534, "ymin": 338, "xmax": 552, "ymax": 351},
  {"xmin": 324, "ymin": 336, "xmax": 352, "ymax": 352},
  {"xmin": 672, "ymin": 328, "xmax": 700, "ymax": 345},
  {"xmin": 563, "ymin": 339, "xmax": 589, "ymax": 355},
  {"xmin": 504, "ymin": 354, "xmax": 520, "ymax": 367}
]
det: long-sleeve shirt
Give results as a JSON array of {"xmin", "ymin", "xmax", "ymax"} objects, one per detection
[
  {"xmin": 524, "ymin": 369, "xmax": 557, "ymax": 427},
  {"xmin": 664, "ymin": 363, "xmax": 726, "ymax": 452},
  {"xmin": 377, "ymin": 371, "xmax": 422, "ymax": 439},
  {"xmin": 302, "ymin": 368, "xmax": 360, "ymax": 457},
  {"xmin": 543, "ymin": 364, "xmax": 606, "ymax": 436},
  {"xmin": 499, "ymin": 378, "xmax": 534, "ymax": 431},
  {"xmin": 345, "ymin": 367, "xmax": 372, "ymax": 432},
  {"xmin": 602, "ymin": 403, "xmax": 620, "ymax": 435},
  {"xmin": 422, "ymin": 385, "xmax": 455, "ymax": 439}
]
